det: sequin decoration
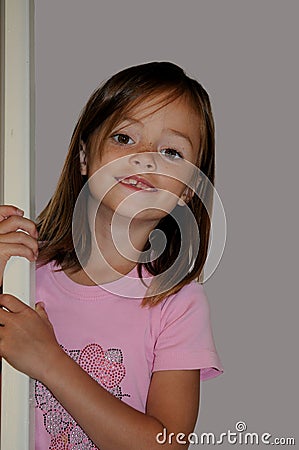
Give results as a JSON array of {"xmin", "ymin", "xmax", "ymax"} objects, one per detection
[{"xmin": 35, "ymin": 343, "xmax": 130, "ymax": 449}]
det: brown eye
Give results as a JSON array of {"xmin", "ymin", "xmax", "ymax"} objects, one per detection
[{"xmin": 112, "ymin": 134, "xmax": 134, "ymax": 145}]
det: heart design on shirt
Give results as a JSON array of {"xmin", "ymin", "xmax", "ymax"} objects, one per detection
[{"xmin": 78, "ymin": 343, "xmax": 126, "ymax": 390}]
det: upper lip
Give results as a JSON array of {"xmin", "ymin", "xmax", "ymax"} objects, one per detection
[{"xmin": 115, "ymin": 175, "xmax": 157, "ymax": 189}]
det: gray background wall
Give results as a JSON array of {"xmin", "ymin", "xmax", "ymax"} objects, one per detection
[{"xmin": 35, "ymin": 1, "xmax": 298, "ymax": 447}]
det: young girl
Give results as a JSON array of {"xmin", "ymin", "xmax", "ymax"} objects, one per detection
[{"xmin": 0, "ymin": 61, "xmax": 223, "ymax": 449}]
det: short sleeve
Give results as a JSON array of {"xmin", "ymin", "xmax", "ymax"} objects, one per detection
[{"xmin": 153, "ymin": 282, "xmax": 223, "ymax": 380}]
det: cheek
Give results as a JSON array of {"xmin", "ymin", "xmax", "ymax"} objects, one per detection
[
  {"xmin": 157, "ymin": 174, "xmax": 186, "ymax": 197},
  {"xmin": 149, "ymin": 179, "xmax": 186, "ymax": 215},
  {"xmin": 86, "ymin": 153, "xmax": 127, "ymax": 198},
  {"xmin": 86, "ymin": 165, "xmax": 116, "ymax": 205},
  {"xmin": 158, "ymin": 158, "xmax": 196, "ymax": 187}
]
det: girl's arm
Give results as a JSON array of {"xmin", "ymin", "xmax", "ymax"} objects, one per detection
[
  {"xmin": 45, "ymin": 352, "xmax": 200, "ymax": 450},
  {"xmin": 0, "ymin": 294, "xmax": 200, "ymax": 450}
]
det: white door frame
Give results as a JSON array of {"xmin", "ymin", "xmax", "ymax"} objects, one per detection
[{"xmin": 1, "ymin": 1, "xmax": 35, "ymax": 449}]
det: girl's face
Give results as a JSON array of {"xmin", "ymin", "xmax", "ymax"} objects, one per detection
[{"xmin": 80, "ymin": 94, "xmax": 201, "ymax": 222}]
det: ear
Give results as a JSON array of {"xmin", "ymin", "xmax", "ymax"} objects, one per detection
[
  {"xmin": 178, "ymin": 173, "xmax": 203, "ymax": 206},
  {"xmin": 177, "ymin": 187, "xmax": 194, "ymax": 207},
  {"xmin": 79, "ymin": 141, "xmax": 87, "ymax": 175}
]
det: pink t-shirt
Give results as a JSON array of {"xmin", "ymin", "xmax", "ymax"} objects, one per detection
[{"xmin": 35, "ymin": 261, "xmax": 223, "ymax": 449}]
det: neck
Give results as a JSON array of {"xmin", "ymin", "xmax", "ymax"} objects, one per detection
[{"xmin": 82, "ymin": 197, "xmax": 158, "ymax": 283}]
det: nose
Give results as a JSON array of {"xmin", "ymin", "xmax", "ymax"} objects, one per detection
[{"xmin": 128, "ymin": 151, "xmax": 157, "ymax": 171}]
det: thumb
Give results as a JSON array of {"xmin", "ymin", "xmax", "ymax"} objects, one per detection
[
  {"xmin": 35, "ymin": 302, "xmax": 56, "ymax": 340},
  {"xmin": 35, "ymin": 301, "xmax": 49, "ymax": 321}
]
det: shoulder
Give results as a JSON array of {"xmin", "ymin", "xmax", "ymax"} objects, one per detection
[
  {"xmin": 156, "ymin": 281, "xmax": 212, "ymax": 349},
  {"xmin": 160, "ymin": 281, "xmax": 210, "ymax": 322},
  {"xmin": 165, "ymin": 280, "xmax": 208, "ymax": 305},
  {"xmin": 35, "ymin": 260, "xmax": 59, "ymax": 293},
  {"xmin": 36, "ymin": 260, "xmax": 54, "ymax": 280}
]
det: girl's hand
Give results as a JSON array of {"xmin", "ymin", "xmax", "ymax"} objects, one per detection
[
  {"xmin": 0, "ymin": 204, "xmax": 39, "ymax": 286},
  {"xmin": 0, "ymin": 294, "xmax": 62, "ymax": 381}
]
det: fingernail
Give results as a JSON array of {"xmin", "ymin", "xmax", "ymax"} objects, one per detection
[{"xmin": 17, "ymin": 208, "xmax": 24, "ymax": 215}]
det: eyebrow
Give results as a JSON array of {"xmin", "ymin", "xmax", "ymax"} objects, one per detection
[
  {"xmin": 165, "ymin": 128, "xmax": 193, "ymax": 149},
  {"xmin": 118, "ymin": 117, "xmax": 142, "ymax": 127}
]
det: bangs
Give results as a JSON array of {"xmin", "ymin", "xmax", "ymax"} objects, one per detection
[{"xmin": 89, "ymin": 85, "xmax": 203, "ymax": 161}]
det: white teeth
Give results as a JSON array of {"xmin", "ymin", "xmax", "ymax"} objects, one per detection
[
  {"xmin": 122, "ymin": 178, "xmax": 137, "ymax": 185},
  {"xmin": 119, "ymin": 178, "xmax": 155, "ymax": 191},
  {"xmin": 137, "ymin": 183, "xmax": 155, "ymax": 191},
  {"xmin": 120, "ymin": 178, "xmax": 156, "ymax": 191}
]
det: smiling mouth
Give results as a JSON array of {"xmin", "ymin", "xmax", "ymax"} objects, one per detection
[{"xmin": 115, "ymin": 176, "xmax": 158, "ymax": 192}]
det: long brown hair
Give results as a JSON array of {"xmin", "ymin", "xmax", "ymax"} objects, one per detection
[{"xmin": 36, "ymin": 61, "xmax": 215, "ymax": 306}]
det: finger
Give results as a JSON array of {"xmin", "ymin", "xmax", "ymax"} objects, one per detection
[
  {"xmin": 35, "ymin": 301, "xmax": 45, "ymax": 309},
  {"xmin": 0, "ymin": 215, "xmax": 38, "ymax": 239},
  {"xmin": 35, "ymin": 302, "xmax": 53, "ymax": 328},
  {"xmin": 0, "ymin": 243, "xmax": 38, "ymax": 263},
  {"xmin": 0, "ymin": 205, "xmax": 24, "ymax": 222},
  {"xmin": 35, "ymin": 302, "xmax": 50, "ymax": 322},
  {"xmin": 0, "ymin": 306, "xmax": 10, "ymax": 326},
  {"xmin": 0, "ymin": 293, "xmax": 29, "ymax": 313},
  {"xmin": 0, "ymin": 231, "xmax": 39, "ymax": 256}
]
